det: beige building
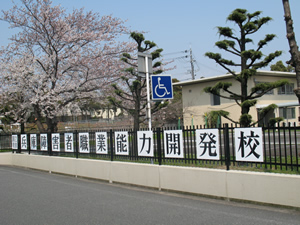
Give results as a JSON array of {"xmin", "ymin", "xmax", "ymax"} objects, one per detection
[{"xmin": 174, "ymin": 70, "xmax": 299, "ymax": 127}]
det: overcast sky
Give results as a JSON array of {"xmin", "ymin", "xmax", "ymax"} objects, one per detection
[{"xmin": 1, "ymin": 0, "xmax": 299, "ymax": 81}]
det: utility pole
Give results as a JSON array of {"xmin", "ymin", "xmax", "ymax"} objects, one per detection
[{"xmin": 189, "ymin": 47, "xmax": 195, "ymax": 80}]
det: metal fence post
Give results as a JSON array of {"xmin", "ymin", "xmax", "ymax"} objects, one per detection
[
  {"xmin": 75, "ymin": 130, "xmax": 78, "ymax": 159},
  {"xmin": 110, "ymin": 129, "xmax": 114, "ymax": 161},
  {"xmin": 224, "ymin": 123, "xmax": 230, "ymax": 171},
  {"xmin": 27, "ymin": 134, "xmax": 31, "ymax": 155},
  {"xmin": 156, "ymin": 127, "xmax": 162, "ymax": 165},
  {"xmin": 47, "ymin": 133, "xmax": 52, "ymax": 156},
  {"xmin": 18, "ymin": 134, "xmax": 21, "ymax": 153}
]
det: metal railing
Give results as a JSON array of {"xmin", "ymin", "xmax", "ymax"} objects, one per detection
[{"xmin": 4, "ymin": 123, "xmax": 300, "ymax": 172}]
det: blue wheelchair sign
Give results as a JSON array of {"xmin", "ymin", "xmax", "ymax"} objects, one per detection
[{"xmin": 151, "ymin": 75, "xmax": 173, "ymax": 100}]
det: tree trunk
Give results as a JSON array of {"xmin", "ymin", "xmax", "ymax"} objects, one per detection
[
  {"xmin": 240, "ymin": 31, "xmax": 250, "ymax": 127},
  {"xmin": 36, "ymin": 119, "xmax": 46, "ymax": 133},
  {"xmin": 133, "ymin": 96, "xmax": 141, "ymax": 130},
  {"xmin": 133, "ymin": 111, "xmax": 140, "ymax": 131},
  {"xmin": 133, "ymin": 78, "xmax": 142, "ymax": 131},
  {"xmin": 33, "ymin": 105, "xmax": 46, "ymax": 132},
  {"xmin": 46, "ymin": 117, "xmax": 58, "ymax": 133},
  {"xmin": 20, "ymin": 123, "xmax": 25, "ymax": 133},
  {"xmin": 282, "ymin": 0, "xmax": 300, "ymax": 103}
]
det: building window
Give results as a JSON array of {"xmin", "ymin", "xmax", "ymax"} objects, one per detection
[
  {"xmin": 279, "ymin": 107, "xmax": 295, "ymax": 119},
  {"xmin": 211, "ymin": 94, "xmax": 220, "ymax": 106},
  {"xmin": 278, "ymin": 83, "xmax": 294, "ymax": 95},
  {"xmin": 254, "ymin": 81, "xmax": 274, "ymax": 95}
]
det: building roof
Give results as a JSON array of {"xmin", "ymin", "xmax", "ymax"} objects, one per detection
[
  {"xmin": 173, "ymin": 70, "xmax": 296, "ymax": 87},
  {"xmin": 256, "ymin": 101, "xmax": 299, "ymax": 109}
]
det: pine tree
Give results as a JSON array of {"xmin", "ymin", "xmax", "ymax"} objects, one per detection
[
  {"xmin": 205, "ymin": 8, "xmax": 287, "ymax": 127},
  {"xmin": 108, "ymin": 32, "xmax": 166, "ymax": 130}
]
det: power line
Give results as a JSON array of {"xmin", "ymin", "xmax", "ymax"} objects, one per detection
[
  {"xmin": 197, "ymin": 62, "xmax": 225, "ymax": 74},
  {"xmin": 164, "ymin": 48, "xmax": 225, "ymax": 79},
  {"xmin": 164, "ymin": 48, "xmax": 196, "ymax": 80},
  {"xmin": 163, "ymin": 55, "xmax": 188, "ymax": 61}
]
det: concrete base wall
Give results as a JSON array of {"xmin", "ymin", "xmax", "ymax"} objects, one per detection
[
  {"xmin": 0, "ymin": 152, "xmax": 12, "ymax": 165},
  {"xmin": 1, "ymin": 153, "xmax": 299, "ymax": 208}
]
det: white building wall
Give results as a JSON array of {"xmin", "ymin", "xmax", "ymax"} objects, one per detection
[{"xmin": 177, "ymin": 71, "xmax": 299, "ymax": 127}]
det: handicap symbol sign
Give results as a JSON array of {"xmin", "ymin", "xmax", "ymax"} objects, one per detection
[{"xmin": 151, "ymin": 75, "xmax": 173, "ymax": 100}]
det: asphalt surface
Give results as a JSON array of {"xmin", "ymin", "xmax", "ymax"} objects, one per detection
[{"xmin": 0, "ymin": 165, "xmax": 299, "ymax": 225}]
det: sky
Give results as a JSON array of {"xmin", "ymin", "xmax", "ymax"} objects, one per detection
[{"xmin": 0, "ymin": 0, "xmax": 299, "ymax": 81}]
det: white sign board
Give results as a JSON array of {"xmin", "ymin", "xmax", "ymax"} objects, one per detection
[
  {"xmin": 21, "ymin": 134, "xmax": 27, "ymax": 150},
  {"xmin": 115, "ymin": 131, "xmax": 129, "ymax": 155},
  {"xmin": 95, "ymin": 132, "xmax": 108, "ymax": 154},
  {"xmin": 51, "ymin": 133, "xmax": 60, "ymax": 152},
  {"xmin": 64, "ymin": 133, "xmax": 74, "ymax": 152},
  {"xmin": 12, "ymin": 135, "xmax": 18, "ymax": 150},
  {"xmin": 30, "ymin": 134, "xmax": 37, "ymax": 150},
  {"xmin": 164, "ymin": 130, "xmax": 184, "ymax": 158},
  {"xmin": 196, "ymin": 129, "xmax": 220, "ymax": 160},
  {"xmin": 234, "ymin": 127, "xmax": 264, "ymax": 162},
  {"xmin": 79, "ymin": 133, "xmax": 90, "ymax": 153},
  {"xmin": 137, "ymin": 131, "xmax": 154, "ymax": 157},
  {"xmin": 40, "ymin": 134, "xmax": 48, "ymax": 151}
]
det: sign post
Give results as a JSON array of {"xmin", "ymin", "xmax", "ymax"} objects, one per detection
[{"xmin": 138, "ymin": 52, "xmax": 152, "ymax": 130}]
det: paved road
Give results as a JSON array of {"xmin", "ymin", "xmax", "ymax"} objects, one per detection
[{"xmin": 0, "ymin": 166, "xmax": 299, "ymax": 225}]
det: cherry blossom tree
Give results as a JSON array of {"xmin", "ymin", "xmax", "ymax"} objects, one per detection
[{"xmin": 0, "ymin": 0, "xmax": 134, "ymax": 132}]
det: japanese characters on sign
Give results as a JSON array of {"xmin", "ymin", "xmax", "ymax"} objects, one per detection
[
  {"xmin": 137, "ymin": 131, "xmax": 154, "ymax": 157},
  {"xmin": 234, "ymin": 127, "xmax": 264, "ymax": 162},
  {"xmin": 164, "ymin": 130, "xmax": 184, "ymax": 158},
  {"xmin": 95, "ymin": 132, "xmax": 108, "ymax": 154},
  {"xmin": 21, "ymin": 134, "xmax": 27, "ymax": 150},
  {"xmin": 30, "ymin": 134, "xmax": 37, "ymax": 150},
  {"xmin": 12, "ymin": 135, "xmax": 18, "ymax": 150},
  {"xmin": 40, "ymin": 134, "xmax": 48, "ymax": 151},
  {"xmin": 64, "ymin": 133, "xmax": 74, "ymax": 152},
  {"xmin": 51, "ymin": 133, "xmax": 60, "ymax": 152},
  {"xmin": 79, "ymin": 133, "xmax": 90, "ymax": 153},
  {"xmin": 115, "ymin": 131, "xmax": 129, "ymax": 155},
  {"xmin": 196, "ymin": 129, "xmax": 220, "ymax": 160},
  {"xmin": 11, "ymin": 127, "xmax": 265, "ymax": 163}
]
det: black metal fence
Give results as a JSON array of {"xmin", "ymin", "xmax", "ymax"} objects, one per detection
[
  {"xmin": 4, "ymin": 123, "xmax": 300, "ymax": 172},
  {"xmin": 0, "ymin": 134, "xmax": 12, "ymax": 150}
]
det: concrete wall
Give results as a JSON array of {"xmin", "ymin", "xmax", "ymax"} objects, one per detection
[
  {"xmin": 1, "ymin": 152, "xmax": 299, "ymax": 208},
  {"xmin": 0, "ymin": 152, "xmax": 11, "ymax": 165}
]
